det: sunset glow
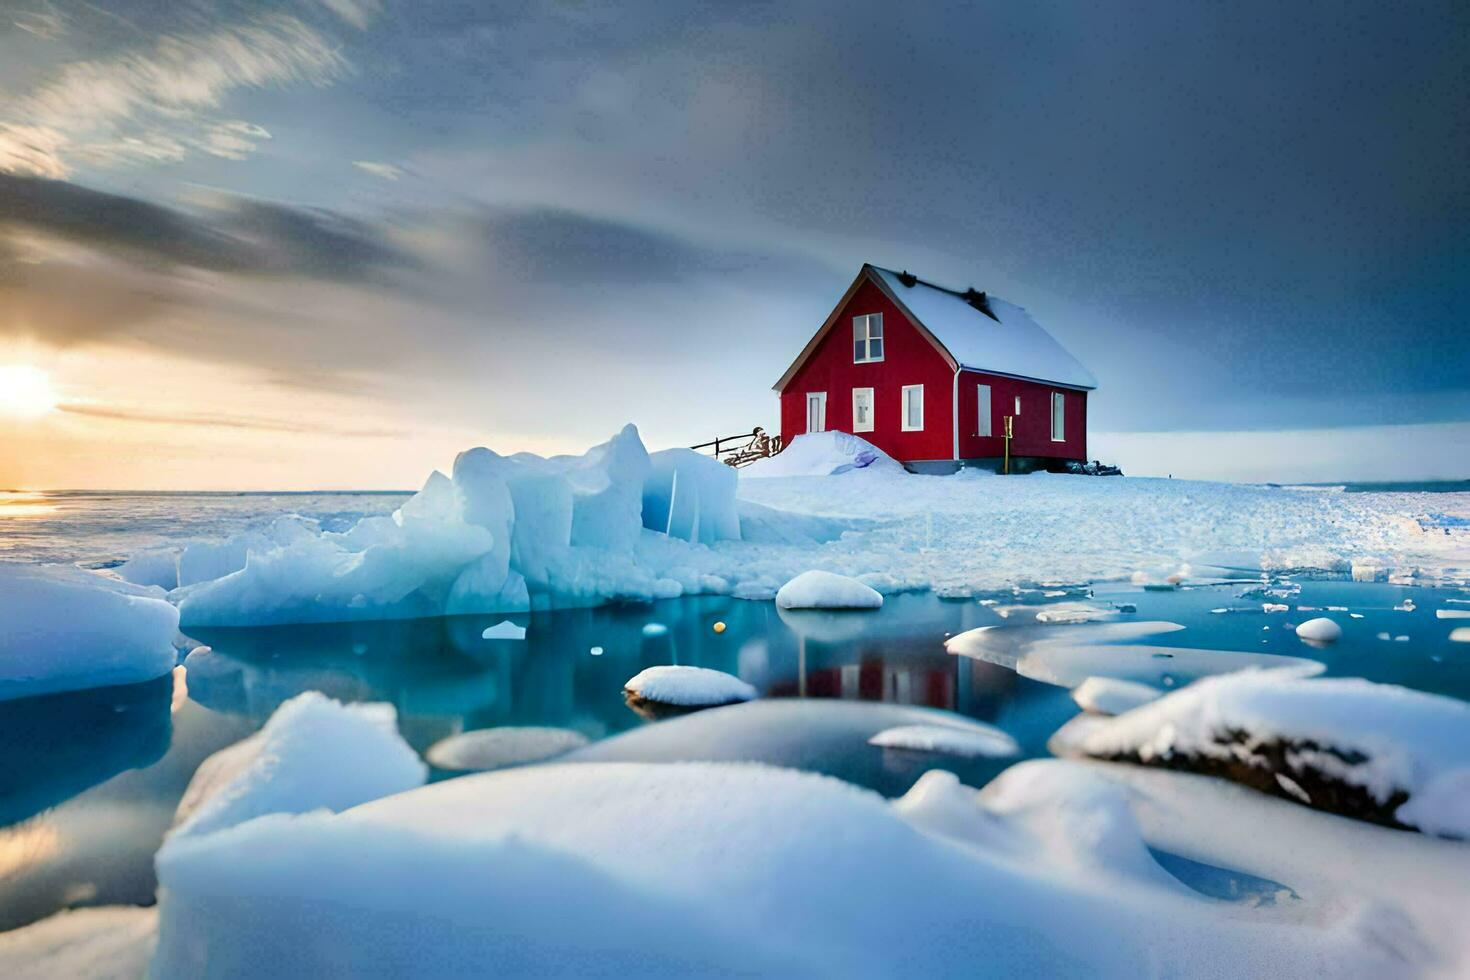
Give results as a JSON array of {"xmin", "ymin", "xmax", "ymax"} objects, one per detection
[{"xmin": 0, "ymin": 366, "xmax": 58, "ymax": 419}]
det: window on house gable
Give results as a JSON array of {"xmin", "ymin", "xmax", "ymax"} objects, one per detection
[
  {"xmin": 853, "ymin": 314, "xmax": 884, "ymax": 363},
  {"xmin": 901, "ymin": 384, "xmax": 924, "ymax": 431},
  {"xmin": 852, "ymin": 387, "xmax": 874, "ymax": 433}
]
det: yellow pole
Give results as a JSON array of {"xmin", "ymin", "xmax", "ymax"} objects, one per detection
[{"xmin": 1003, "ymin": 415, "xmax": 1013, "ymax": 474}]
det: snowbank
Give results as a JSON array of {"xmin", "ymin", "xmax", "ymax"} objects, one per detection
[
  {"xmin": 1051, "ymin": 671, "xmax": 1470, "ymax": 836},
  {"xmin": 740, "ymin": 430, "xmax": 904, "ymax": 478},
  {"xmin": 425, "ymin": 727, "xmax": 589, "ymax": 772},
  {"xmin": 868, "ymin": 722, "xmax": 1019, "ymax": 758},
  {"xmin": 0, "ymin": 564, "xmax": 179, "ymax": 701},
  {"xmin": 151, "ymin": 761, "xmax": 1419, "ymax": 978},
  {"xmin": 775, "ymin": 569, "xmax": 883, "ymax": 609},
  {"xmin": 623, "ymin": 665, "xmax": 757, "ymax": 707},
  {"xmin": 0, "ymin": 906, "xmax": 156, "ymax": 980},
  {"xmin": 170, "ymin": 691, "xmax": 425, "ymax": 841}
]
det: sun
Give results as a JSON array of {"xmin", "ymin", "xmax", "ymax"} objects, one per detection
[{"xmin": 0, "ymin": 365, "xmax": 59, "ymax": 418}]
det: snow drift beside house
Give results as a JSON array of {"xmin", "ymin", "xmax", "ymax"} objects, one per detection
[{"xmin": 740, "ymin": 430, "xmax": 904, "ymax": 478}]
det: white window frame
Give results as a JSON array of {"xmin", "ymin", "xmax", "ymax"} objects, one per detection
[
  {"xmin": 1051, "ymin": 391, "xmax": 1066, "ymax": 442},
  {"xmin": 901, "ymin": 384, "xmax": 924, "ymax": 432},
  {"xmin": 853, "ymin": 313, "xmax": 884, "ymax": 364},
  {"xmin": 851, "ymin": 387, "xmax": 874, "ymax": 433},
  {"xmin": 1014, "ymin": 395, "xmax": 1022, "ymax": 416},
  {"xmin": 977, "ymin": 384, "xmax": 992, "ymax": 437},
  {"xmin": 805, "ymin": 391, "xmax": 827, "ymax": 433}
]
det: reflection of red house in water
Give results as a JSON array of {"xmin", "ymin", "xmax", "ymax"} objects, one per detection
[{"xmin": 769, "ymin": 654, "xmax": 1021, "ymax": 716}]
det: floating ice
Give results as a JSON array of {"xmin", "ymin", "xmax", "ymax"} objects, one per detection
[
  {"xmin": 1071, "ymin": 676, "xmax": 1164, "ymax": 715},
  {"xmin": 116, "ymin": 547, "xmax": 180, "ymax": 590},
  {"xmin": 0, "ymin": 906, "xmax": 157, "ymax": 979},
  {"xmin": 481, "ymin": 620, "xmax": 526, "ymax": 641},
  {"xmin": 868, "ymin": 722, "xmax": 1019, "ymax": 758},
  {"xmin": 1051, "ymin": 671, "xmax": 1470, "ymax": 837},
  {"xmin": 170, "ymin": 691, "xmax": 425, "ymax": 841},
  {"xmin": 0, "ymin": 563, "xmax": 179, "ymax": 701},
  {"xmin": 623, "ymin": 665, "xmax": 757, "ymax": 707},
  {"xmin": 641, "ymin": 622, "xmax": 669, "ymax": 637},
  {"xmin": 775, "ymin": 570, "xmax": 883, "ymax": 610},
  {"xmin": 1450, "ymin": 628, "xmax": 1470, "ymax": 643},
  {"xmin": 425, "ymin": 727, "xmax": 589, "ymax": 772},
  {"xmin": 1295, "ymin": 617, "xmax": 1342, "ymax": 643}
]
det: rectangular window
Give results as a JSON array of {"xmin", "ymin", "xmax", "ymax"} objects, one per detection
[
  {"xmin": 1014, "ymin": 395, "xmax": 1022, "ymax": 416},
  {"xmin": 806, "ymin": 392, "xmax": 826, "ymax": 433},
  {"xmin": 901, "ymin": 384, "xmax": 924, "ymax": 431},
  {"xmin": 852, "ymin": 314, "xmax": 884, "ymax": 363},
  {"xmin": 977, "ymin": 384, "xmax": 992, "ymax": 437},
  {"xmin": 1051, "ymin": 392, "xmax": 1065, "ymax": 441},
  {"xmin": 852, "ymin": 387, "xmax": 874, "ymax": 433}
]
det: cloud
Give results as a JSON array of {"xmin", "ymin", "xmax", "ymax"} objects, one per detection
[
  {"xmin": 354, "ymin": 160, "xmax": 402, "ymax": 180},
  {"xmin": 316, "ymin": 0, "xmax": 382, "ymax": 31},
  {"xmin": 0, "ymin": 12, "xmax": 347, "ymax": 177},
  {"xmin": 57, "ymin": 402, "xmax": 405, "ymax": 438}
]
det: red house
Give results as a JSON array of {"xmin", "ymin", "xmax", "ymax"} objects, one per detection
[{"xmin": 773, "ymin": 264, "xmax": 1097, "ymax": 473}]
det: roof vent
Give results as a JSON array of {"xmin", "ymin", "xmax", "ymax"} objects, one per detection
[
  {"xmin": 897, "ymin": 270, "xmax": 918, "ymax": 288},
  {"xmin": 962, "ymin": 288, "xmax": 999, "ymax": 322}
]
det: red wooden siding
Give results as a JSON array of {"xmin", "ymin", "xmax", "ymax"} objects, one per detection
[
  {"xmin": 957, "ymin": 371, "xmax": 1087, "ymax": 461},
  {"xmin": 779, "ymin": 279, "xmax": 955, "ymax": 461}
]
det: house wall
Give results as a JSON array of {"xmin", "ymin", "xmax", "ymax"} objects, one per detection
[
  {"xmin": 956, "ymin": 371, "xmax": 1088, "ymax": 462},
  {"xmin": 778, "ymin": 279, "xmax": 955, "ymax": 462}
]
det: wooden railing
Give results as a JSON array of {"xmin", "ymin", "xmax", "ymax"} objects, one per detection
[{"xmin": 691, "ymin": 427, "xmax": 783, "ymax": 468}]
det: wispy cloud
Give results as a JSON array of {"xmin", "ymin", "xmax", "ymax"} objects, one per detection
[
  {"xmin": 58, "ymin": 402, "xmax": 405, "ymax": 439},
  {"xmin": 353, "ymin": 160, "xmax": 402, "ymax": 180},
  {"xmin": 0, "ymin": 12, "xmax": 347, "ymax": 177}
]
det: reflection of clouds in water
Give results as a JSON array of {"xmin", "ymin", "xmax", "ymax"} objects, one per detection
[{"xmin": 0, "ymin": 491, "xmax": 57, "ymax": 519}]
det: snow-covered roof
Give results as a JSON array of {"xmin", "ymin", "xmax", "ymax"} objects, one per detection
[{"xmin": 868, "ymin": 266, "xmax": 1097, "ymax": 390}]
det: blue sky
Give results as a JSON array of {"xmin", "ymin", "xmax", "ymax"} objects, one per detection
[{"xmin": 0, "ymin": 1, "xmax": 1466, "ymax": 487}]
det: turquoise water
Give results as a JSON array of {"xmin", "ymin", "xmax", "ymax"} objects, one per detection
[{"xmin": 1, "ymin": 578, "xmax": 1466, "ymax": 931}]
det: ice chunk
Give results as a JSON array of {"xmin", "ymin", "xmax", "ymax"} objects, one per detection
[
  {"xmin": 641, "ymin": 448, "xmax": 740, "ymax": 545},
  {"xmin": 115, "ymin": 547, "xmax": 180, "ymax": 590},
  {"xmin": 623, "ymin": 665, "xmax": 757, "ymax": 707},
  {"xmin": 480, "ymin": 620, "xmax": 526, "ymax": 641},
  {"xmin": 0, "ymin": 564, "xmax": 179, "ymax": 701},
  {"xmin": 1071, "ymin": 676, "xmax": 1164, "ymax": 715},
  {"xmin": 1051, "ymin": 671, "xmax": 1470, "ymax": 837},
  {"xmin": 775, "ymin": 570, "xmax": 883, "ymax": 610},
  {"xmin": 641, "ymin": 622, "xmax": 669, "ymax": 637},
  {"xmin": 0, "ymin": 906, "xmax": 157, "ymax": 980},
  {"xmin": 1295, "ymin": 617, "xmax": 1342, "ymax": 643},
  {"xmin": 426, "ymin": 727, "xmax": 590, "ymax": 772},
  {"xmin": 170, "ymin": 691, "xmax": 425, "ymax": 841},
  {"xmin": 868, "ymin": 722, "xmax": 1019, "ymax": 758},
  {"xmin": 740, "ymin": 430, "xmax": 905, "ymax": 478}
]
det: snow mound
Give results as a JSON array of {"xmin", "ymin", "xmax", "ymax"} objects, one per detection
[
  {"xmin": 1296, "ymin": 617, "xmax": 1343, "ymax": 643},
  {"xmin": 740, "ymin": 430, "xmax": 904, "ymax": 478},
  {"xmin": 170, "ymin": 691, "xmax": 425, "ymax": 841},
  {"xmin": 425, "ymin": 727, "xmax": 590, "ymax": 772},
  {"xmin": 152, "ymin": 761, "xmax": 1418, "ymax": 978},
  {"xmin": 0, "ymin": 563, "xmax": 179, "ymax": 701},
  {"xmin": 1051, "ymin": 671, "xmax": 1470, "ymax": 837},
  {"xmin": 775, "ymin": 569, "xmax": 884, "ymax": 609},
  {"xmin": 623, "ymin": 665, "xmax": 757, "ymax": 707},
  {"xmin": 0, "ymin": 906, "xmax": 156, "ymax": 980},
  {"xmin": 1071, "ymin": 676, "xmax": 1164, "ymax": 715},
  {"xmin": 868, "ymin": 722, "xmax": 1019, "ymax": 758}
]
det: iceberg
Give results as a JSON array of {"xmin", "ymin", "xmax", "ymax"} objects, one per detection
[
  {"xmin": 623, "ymin": 665, "xmax": 757, "ymax": 708},
  {"xmin": 0, "ymin": 564, "xmax": 179, "ymax": 701},
  {"xmin": 775, "ymin": 570, "xmax": 884, "ymax": 610}
]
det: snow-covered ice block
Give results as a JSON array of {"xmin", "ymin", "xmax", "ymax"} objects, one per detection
[
  {"xmin": 868, "ymin": 722, "xmax": 1019, "ymax": 758},
  {"xmin": 642, "ymin": 448, "xmax": 741, "ymax": 545},
  {"xmin": 1071, "ymin": 676, "xmax": 1163, "ymax": 715},
  {"xmin": 1051, "ymin": 671, "xmax": 1470, "ymax": 837},
  {"xmin": 775, "ymin": 570, "xmax": 883, "ymax": 610},
  {"xmin": 623, "ymin": 665, "xmax": 757, "ymax": 707},
  {"xmin": 740, "ymin": 430, "xmax": 904, "ymax": 478},
  {"xmin": 426, "ymin": 727, "xmax": 590, "ymax": 772},
  {"xmin": 1295, "ymin": 617, "xmax": 1342, "ymax": 643},
  {"xmin": 170, "ymin": 691, "xmax": 425, "ymax": 841},
  {"xmin": 151, "ymin": 761, "xmax": 1414, "ymax": 978},
  {"xmin": 0, "ymin": 905, "xmax": 157, "ymax": 980},
  {"xmin": 0, "ymin": 563, "xmax": 179, "ymax": 701},
  {"xmin": 115, "ymin": 547, "xmax": 180, "ymax": 591}
]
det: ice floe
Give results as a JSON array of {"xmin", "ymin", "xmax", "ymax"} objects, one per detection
[
  {"xmin": 775, "ymin": 570, "xmax": 884, "ymax": 610},
  {"xmin": 170, "ymin": 691, "xmax": 425, "ymax": 841},
  {"xmin": 867, "ymin": 722, "xmax": 1019, "ymax": 758},
  {"xmin": 0, "ymin": 905, "xmax": 157, "ymax": 980},
  {"xmin": 623, "ymin": 665, "xmax": 757, "ymax": 709},
  {"xmin": 1295, "ymin": 617, "xmax": 1342, "ymax": 643},
  {"xmin": 1071, "ymin": 676, "xmax": 1163, "ymax": 715},
  {"xmin": 425, "ymin": 727, "xmax": 590, "ymax": 772},
  {"xmin": 0, "ymin": 564, "xmax": 179, "ymax": 701},
  {"xmin": 480, "ymin": 620, "xmax": 526, "ymax": 640},
  {"xmin": 1051, "ymin": 671, "xmax": 1470, "ymax": 837}
]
